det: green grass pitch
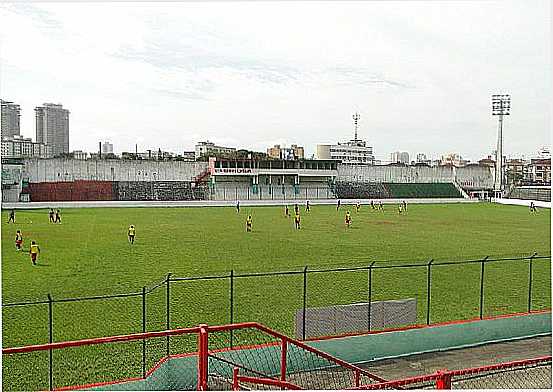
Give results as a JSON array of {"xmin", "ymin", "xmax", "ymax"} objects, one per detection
[
  {"xmin": 2, "ymin": 202, "xmax": 550, "ymax": 340},
  {"xmin": 1, "ymin": 202, "xmax": 551, "ymax": 390}
]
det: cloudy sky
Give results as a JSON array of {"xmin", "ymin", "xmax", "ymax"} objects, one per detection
[{"xmin": 0, "ymin": 1, "xmax": 550, "ymax": 161}]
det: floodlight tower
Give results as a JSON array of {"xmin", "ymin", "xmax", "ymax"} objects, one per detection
[
  {"xmin": 353, "ymin": 112, "xmax": 360, "ymax": 141},
  {"xmin": 491, "ymin": 94, "xmax": 510, "ymax": 197}
]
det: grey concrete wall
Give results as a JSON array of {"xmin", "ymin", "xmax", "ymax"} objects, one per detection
[
  {"xmin": 22, "ymin": 158, "xmax": 208, "ymax": 183},
  {"xmin": 336, "ymin": 164, "xmax": 494, "ymax": 190},
  {"xmin": 455, "ymin": 165, "xmax": 494, "ymax": 189},
  {"xmin": 338, "ymin": 165, "xmax": 455, "ymax": 183}
]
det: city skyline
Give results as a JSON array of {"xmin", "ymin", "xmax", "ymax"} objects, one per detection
[{"xmin": 0, "ymin": 1, "xmax": 550, "ymax": 161}]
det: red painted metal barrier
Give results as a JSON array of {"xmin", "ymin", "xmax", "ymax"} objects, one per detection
[
  {"xmin": 3, "ymin": 322, "xmax": 385, "ymax": 391},
  {"xmin": 350, "ymin": 356, "xmax": 552, "ymax": 390}
]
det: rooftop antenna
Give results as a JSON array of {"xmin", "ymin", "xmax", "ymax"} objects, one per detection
[{"xmin": 352, "ymin": 112, "xmax": 360, "ymax": 141}]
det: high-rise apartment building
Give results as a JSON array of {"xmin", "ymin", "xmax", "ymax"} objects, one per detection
[
  {"xmin": 101, "ymin": 141, "xmax": 114, "ymax": 155},
  {"xmin": 390, "ymin": 151, "xmax": 409, "ymax": 164},
  {"xmin": 35, "ymin": 103, "xmax": 70, "ymax": 156},
  {"xmin": 1, "ymin": 100, "xmax": 21, "ymax": 138}
]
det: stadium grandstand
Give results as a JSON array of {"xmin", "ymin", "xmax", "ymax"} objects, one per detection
[{"xmin": 1, "ymin": 157, "xmax": 497, "ymax": 202}]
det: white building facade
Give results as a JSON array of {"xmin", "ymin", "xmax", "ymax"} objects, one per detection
[
  {"xmin": 316, "ymin": 140, "xmax": 375, "ymax": 164},
  {"xmin": 195, "ymin": 141, "xmax": 236, "ymax": 159},
  {"xmin": 2, "ymin": 136, "xmax": 53, "ymax": 158}
]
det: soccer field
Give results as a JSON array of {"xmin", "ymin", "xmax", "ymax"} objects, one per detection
[{"xmin": 1, "ymin": 202, "xmax": 551, "ymax": 347}]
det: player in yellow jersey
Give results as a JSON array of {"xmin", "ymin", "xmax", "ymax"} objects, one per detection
[
  {"xmin": 15, "ymin": 230, "xmax": 23, "ymax": 251},
  {"xmin": 29, "ymin": 241, "xmax": 40, "ymax": 265},
  {"xmin": 128, "ymin": 225, "xmax": 136, "ymax": 244},
  {"xmin": 246, "ymin": 215, "xmax": 253, "ymax": 232},
  {"xmin": 294, "ymin": 213, "xmax": 301, "ymax": 229},
  {"xmin": 345, "ymin": 211, "xmax": 352, "ymax": 228},
  {"xmin": 355, "ymin": 202, "xmax": 360, "ymax": 212}
]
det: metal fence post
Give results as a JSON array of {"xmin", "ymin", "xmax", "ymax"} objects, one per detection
[
  {"xmin": 47, "ymin": 294, "xmax": 53, "ymax": 391},
  {"xmin": 528, "ymin": 252, "xmax": 537, "ymax": 313},
  {"xmin": 166, "ymin": 273, "xmax": 172, "ymax": 356},
  {"xmin": 367, "ymin": 261, "xmax": 376, "ymax": 331},
  {"xmin": 479, "ymin": 256, "xmax": 489, "ymax": 319},
  {"xmin": 198, "ymin": 324, "xmax": 209, "ymax": 391},
  {"xmin": 229, "ymin": 270, "xmax": 234, "ymax": 347},
  {"xmin": 435, "ymin": 370, "xmax": 451, "ymax": 389},
  {"xmin": 427, "ymin": 259, "xmax": 434, "ymax": 325},
  {"xmin": 142, "ymin": 286, "xmax": 146, "ymax": 378},
  {"xmin": 302, "ymin": 266, "xmax": 308, "ymax": 340}
]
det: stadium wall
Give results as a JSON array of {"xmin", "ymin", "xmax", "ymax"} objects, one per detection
[
  {"xmin": 20, "ymin": 159, "xmax": 493, "ymax": 188},
  {"xmin": 6, "ymin": 159, "xmax": 494, "ymax": 202},
  {"xmin": 336, "ymin": 164, "xmax": 493, "ymax": 190},
  {"xmin": 22, "ymin": 158, "xmax": 208, "ymax": 182}
]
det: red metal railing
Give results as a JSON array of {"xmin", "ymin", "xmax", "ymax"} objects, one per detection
[
  {"xmin": 3, "ymin": 322, "xmax": 385, "ymax": 391},
  {"xmin": 349, "ymin": 356, "xmax": 552, "ymax": 390}
]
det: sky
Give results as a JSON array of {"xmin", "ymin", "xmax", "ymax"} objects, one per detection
[{"xmin": 0, "ymin": 0, "xmax": 550, "ymax": 162}]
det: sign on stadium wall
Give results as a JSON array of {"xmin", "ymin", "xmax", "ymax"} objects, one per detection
[{"xmin": 213, "ymin": 168, "xmax": 254, "ymax": 175}]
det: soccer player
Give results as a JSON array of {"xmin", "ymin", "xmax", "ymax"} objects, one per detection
[
  {"xmin": 236, "ymin": 201, "xmax": 240, "ymax": 213},
  {"xmin": 285, "ymin": 205, "xmax": 289, "ymax": 217},
  {"xmin": 379, "ymin": 201, "xmax": 384, "ymax": 211},
  {"xmin": 55, "ymin": 210, "xmax": 61, "ymax": 224},
  {"xmin": 398, "ymin": 204, "xmax": 403, "ymax": 214},
  {"xmin": 294, "ymin": 212, "xmax": 301, "ymax": 229},
  {"xmin": 294, "ymin": 204, "xmax": 299, "ymax": 215},
  {"xmin": 370, "ymin": 200, "xmax": 374, "ymax": 210},
  {"xmin": 306, "ymin": 200, "xmax": 310, "ymax": 212},
  {"xmin": 246, "ymin": 215, "xmax": 253, "ymax": 232},
  {"xmin": 530, "ymin": 202, "xmax": 538, "ymax": 213},
  {"xmin": 8, "ymin": 210, "xmax": 15, "ymax": 223},
  {"xmin": 29, "ymin": 241, "xmax": 40, "ymax": 265},
  {"xmin": 49, "ymin": 209, "xmax": 55, "ymax": 223},
  {"xmin": 355, "ymin": 202, "xmax": 360, "ymax": 213},
  {"xmin": 337, "ymin": 199, "xmax": 341, "ymax": 211},
  {"xmin": 128, "ymin": 225, "xmax": 136, "ymax": 244},
  {"xmin": 403, "ymin": 200, "xmax": 407, "ymax": 212},
  {"xmin": 15, "ymin": 230, "xmax": 23, "ymax": 251},
  {"xmin": 345, "ymin": 211, "xmax": 352, "ymax": 227}
]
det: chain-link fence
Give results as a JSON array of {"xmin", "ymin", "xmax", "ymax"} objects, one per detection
[
  {"xmin": 2, "ymin": 254, "xmax": 551, "ymax": 390},
  {"xmin": 6, "ymin": 322, "xmax": 548, "ymax": 391},
  {"xmin": 352, "ymin": 356, "xmax": 552, "ymax": 390},
  {"xmin": 2, "ymin": 322, "xmax": 387, "ymax": 391}
]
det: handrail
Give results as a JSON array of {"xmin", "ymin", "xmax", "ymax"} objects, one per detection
[{"xmin": 349, "ymin": 356, "xmax": 552, "ymax": 390}]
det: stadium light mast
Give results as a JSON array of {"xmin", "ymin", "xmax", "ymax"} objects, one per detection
[
  {"xmin": 491, "ymin": 94, "xmax": 510, "ymax": 198},
  {"xmin": 353, "ymin": 112, "xmax": 360, "ymax": 142}
]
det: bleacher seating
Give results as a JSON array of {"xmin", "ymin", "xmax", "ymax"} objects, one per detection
[
  {"xmin": 115, "ymin": 181, "xmax": 207, "ymax": 201},
  {"xmin": 385, "ymin": 183, "xmax": 462, "ymax": 198},
  {"xmin": 335, "ymin": 182, "xmax": 390, "ymax": 199},
  {"xmin": 334, "ymin": 182, "xmax": 462, "ymax": 199}
]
